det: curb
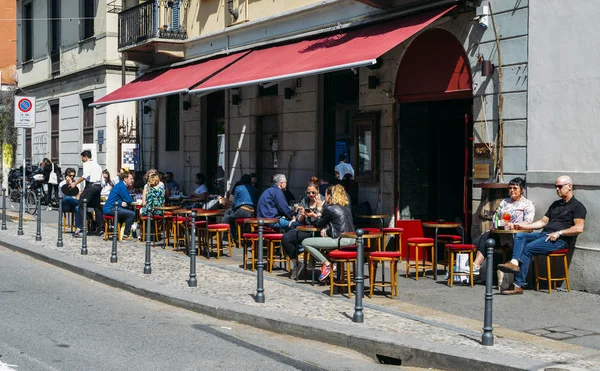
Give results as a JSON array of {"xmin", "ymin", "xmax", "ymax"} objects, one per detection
[{"xmin": 1, "ymin": 239, "xmax": 547, "ymax": 371}]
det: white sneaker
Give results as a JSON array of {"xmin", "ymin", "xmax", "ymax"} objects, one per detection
[{"xmin": 473, "ymin": 265, "xmax": 481, "ymax": 275}]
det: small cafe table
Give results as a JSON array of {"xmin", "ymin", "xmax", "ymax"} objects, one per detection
[
  {"xmin": 357, "ymin": 214, "xmax": 389, "ymax": 232},
  {"xmin": 421, "ymin": 221, "xmax": 464, "ymax": 280}
]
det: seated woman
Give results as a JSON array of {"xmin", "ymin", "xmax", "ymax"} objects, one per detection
[
  {"xmin": 189, "ymin": 173, "xmax": 208, "ymax": 208},
  {"xmin": 473, "ymin": 177, "xmax": 535, "ymax": 274},
  {"xmin": 101, "ymin": 170, "xmax": 114, "ymax": 200},
  {"xmin": 302, "ymin": 184, "xmax": 355, "ymax": 282},
  {"xmin": 281, "ymin": 177, "xmax": 324, "ymax": 280},
  {"xmin": 140, "ymin": 172, "xmax": 165, "ymax": 216}
]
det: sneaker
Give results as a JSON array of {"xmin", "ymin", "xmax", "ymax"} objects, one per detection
[
  {"xmin": 290, "ymin": 265, "xmax": 298, "ymax": 280},
  {"xmin": 318, "ymin": 264, "xmax": 331, "ymax": 282},
  {"xmin": 121, "ymin": 235, "xmax": 133, "ymax": 243},
  {"xmin": 295, "ymin": 261, "xmax": 305, "ymax": 281},
  {"xmin": 473, "ymin": 265, "xmax": 481, "ymax": 275},
  {"xmin": 73, "ymin": 231, "xmax": 82, "ymax": 238}
]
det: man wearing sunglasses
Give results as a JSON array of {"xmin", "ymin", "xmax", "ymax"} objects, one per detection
[{"xmin": 499, "ymin": 175, "xmax": 586, "ymax": 295}]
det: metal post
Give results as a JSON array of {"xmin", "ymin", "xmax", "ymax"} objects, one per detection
[
  {"xmin": 353, "ymin": 229, "xmax": 365, "ymax": 323},
  {"xmin": 188, "ymin": 211, "xmax": 197, "ymax": 287},
  {"xmin": 255, "ymin": 219, "xmax": 265, "ymax": 303},
  {"xmin": 35, "ymin": 188, "xmax": 42, "ymax": 241},
  {"xmin": 2, "ymin": 188, "xmax": 7, "ymax": 230},
  {"xmin": 144, "ymin": 209, "xmax": 152, "ymax": 274},
  {"xmin": 81, "ymin": 199, "xmax": 88, "ymax": 255},
  {"xmin": 57, "ymin": 196, "xmax": 63, "ymax": 247},
  {"xmin": 482, "ymin": 238, "xmax": 496, "ymax": 346},
  {"xmin": 18, "ymin": 128, "xmax": 25, "ymax": 236},
  {"xmin": 110, "ymin": 202, "xmax": 119, "ymax": 263}
]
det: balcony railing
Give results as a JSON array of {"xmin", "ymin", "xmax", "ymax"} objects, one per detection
[{"xmin": 118, "ymin": 0, "xmax": 188, "ymax": 49}]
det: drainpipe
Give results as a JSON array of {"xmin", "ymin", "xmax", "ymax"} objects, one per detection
[{"xmin": 227, "ymin": 0, "xmax": 239, "ymax": 22}]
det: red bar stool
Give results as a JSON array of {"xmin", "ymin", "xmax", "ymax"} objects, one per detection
[
  {"xmin": 382, "ymin": 227, "xmax": 403, "ymax": 253},
  {"xmin": 103, "ymin": 215, "xmax": 124, "ymax": 241},
  {"xmin": 446, "ymin": 244, "xmax": 476, "ymax": 287},
  {"xmin": 534, "ymin": 248, "xmax": 570, "ymax": 294},
  {"xmin": 329, "ymin": 250, "xmax": 357, "ymax": 298},
  {"xmin": 63, "ymin": 210, "xmax": 76, "ymax": 233},
  {"xmin": 405, "ymin": 237, "xmax": 435, "ymax": 280},
  {"xmin": 140, "ymin": 214, "xmax": 163, "ymax": 242},
  {"xmin": 242, "ymin": 232, "xmax": 259, "ymax": 271},
  {"xmin": 438, "ymin": 234, "xmax": 462, "ymax": 270},
  {"xmin": 206, "ymin": 223, "xmax": 232, "ymax": 259},
  {"xmin": 263, "ymin": 233, "xmax": 289, "ymax": 272},
  {"xmin": 369, "ymin": 251, "xmax": 401, "ymax": 298},
  {"xmin": 362, "ymin": 227, "xmax": 383, "ymax": 251}
]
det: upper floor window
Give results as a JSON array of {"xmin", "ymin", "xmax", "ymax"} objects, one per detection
[
  {"xmin": 81, "ymin": 0, "xmax": 95, "ymax": 40},
  {"xmin": 50, "ymin": 103, "xmax": 60, "ymax": 164},
  {"xmin": 82, "ymin": 97, "xmax": 94, "ymax": 143},
  {"xmin": 49, "ymin": 0, "xmax": 61, "ymax": 76},
  {"xmin": 23, "ymin": 2, "xmax": 33, "ymax": 61}
]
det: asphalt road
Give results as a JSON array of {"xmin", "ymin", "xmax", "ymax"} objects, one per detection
[{"xmin": 0, "ymin": 248, "xmax": 401, "ymax": 371}]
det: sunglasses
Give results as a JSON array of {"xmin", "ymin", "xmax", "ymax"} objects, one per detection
[
  {"xmin": 555, "ymin": 183, "xmax": 570, "ymax": 189},
  {"xmin": 306, "ymin": 191, "xmax": 318, "ymax": 195}
]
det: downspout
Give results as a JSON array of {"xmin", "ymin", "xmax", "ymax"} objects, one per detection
[{"xmin": 227, "ymin": 0, "xmax": 239, "ymax": 22}]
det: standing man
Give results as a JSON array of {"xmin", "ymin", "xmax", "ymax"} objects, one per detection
[
  {"xmin": 256, "ymin": 174, "xmax": 295, "ymax": 231},
  {"xmin": 70, "ymin": 150, "xmax": 103, "ymax": 237},
  {"xmin": 103, "ymin": 170, "xmax": 136, "ymax": 241},
  {"xmin": 499, "ymin": 175, "xmax": 587, "ymax": 295},
  {"xmin": 334, "ymin": 154, "xmax": 354, "ymax": 181}
]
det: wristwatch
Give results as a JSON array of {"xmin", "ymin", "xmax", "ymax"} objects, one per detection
[{"xmin": 557, "ymin": 231, "xmax": 563, "ymax": 236}]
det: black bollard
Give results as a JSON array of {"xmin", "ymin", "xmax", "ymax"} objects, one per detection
[
  {"xmin": 110, "ymin": 202, "xmax": 119, "ymax": 263},
  {"xmin": 482, "ymin": 238, "xmax": 496, "ymax": 346},
  {"xmin": 144, "ymin": 209, "xmax": 152, "ymax": 274},
  {"xmin": 353, "ymin": 229, "xmax": 365, "ymax": 323},
  {"xmin": 35, "ymin": 188, "xmax": 42, "ymax": 241},
  {"xmin": 17, "ymin": 188, "xmax": 23, "ymax": 235},
  {"xmin": 2, "ymin": 188, "xmax": 7, "ymax": 230},
  {"xmin": 188, "ymin": 211, "xmax": 197, "ymax": 287},
  {"xmin": 255, "ymin": 220, "xmax": 265, "ymax": 303},
  {"xmin": 57, "ymin": 196, "xmax": 63, "ymax": 247},
  {"xmin": 81, "ymin": 199, "xmax": 88, "ymax": 255}
]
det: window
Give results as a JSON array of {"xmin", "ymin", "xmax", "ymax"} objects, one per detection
[
  {"xmin": 50, "ymin": 104, "xmax": 60, "ymax": 164},
  {"xmin": 352, "ymin": 112, "xmax": 379, "ymax": 182},
  {"xmin": 23, "ymin": 2, "xmax": 33, "ymax": 61},
  {"xmin": 49, "ymin": 0, "xmax": 61, "ymax": 75},
  {"xmin": 82, "ymin": 97, "xmax": 94, "ymax": 143},
  {"xmin": 25, "ymin": 129, "xmax": 32, "ymax": 163},
  {"xmin": 81, "ymin": 0, "xmax": 95, "ymax": 40},
  {"xmin": 165, "ymin": 95, "xmax": 180, "ymax": 151}
]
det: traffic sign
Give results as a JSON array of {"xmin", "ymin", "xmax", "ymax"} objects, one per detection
[{"xmin": 14, "ymin": 96, "xmax": 36, "ymax": 128}]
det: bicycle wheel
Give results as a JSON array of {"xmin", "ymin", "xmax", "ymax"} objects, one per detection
[{"xmin": 26, "ymin": 191, "xmax": 37, "ymax": 215}]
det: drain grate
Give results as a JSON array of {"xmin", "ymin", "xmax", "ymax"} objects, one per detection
[{"xmin": 525, "ymin": 326, "xmax": 599, "ymax": 341}]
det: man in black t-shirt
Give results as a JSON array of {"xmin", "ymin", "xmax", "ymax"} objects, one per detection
[{"xmin": 499, "ymin": 175, "xmax": 586, "ymax": 295}]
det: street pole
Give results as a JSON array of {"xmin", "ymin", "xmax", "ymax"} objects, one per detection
[
  {"xmin": 57, "ymin": 196, "xmax": 63, "ymax": 247},
  {"xmin": 144, "ymin": 209, "xmax": 152, "ymax": 274},
  {"xmin": 255, "ymin": 219, "xmax": 265, "ymax": 303},
  {"xmin": 18, "ymin": 128, "xmax": 25, "ymax": 236},
  {"xmin": 482, "ymin": 238, "xmax": 496, "ymax": 346},
  {"xmin": 81, "ymin": 199, "xmax": 88, "ymax": 255},
  {"xmin": 35, "ymin": 188, "xmax": 41, "ymax": 241},
  {"xmin": 188, "ymin": 211, "xmax": 197, "ymax": 287},
  {"xmin": 1, "ymin": 188, "xmax": 7, "ymax": 230},
  {"xmin": 353, "ymin": 229, "xmax": 365, "ymax": 323},
  {"xmin": 110, "ymin": 202, "xmax": 119, "ymax": 263}
]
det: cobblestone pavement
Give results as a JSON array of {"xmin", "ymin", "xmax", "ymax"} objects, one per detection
[{"xmin": 2, "ymin": 218, "xmax": 600, "ymax": 370}]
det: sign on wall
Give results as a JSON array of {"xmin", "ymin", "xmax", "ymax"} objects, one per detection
[
  {"xmin": 121, "ymin": 143, "xmax": 139, "ymax": 171},
  {"xmin": 14, "ymin": 96, "xmax": 36, "ymax": 128}
]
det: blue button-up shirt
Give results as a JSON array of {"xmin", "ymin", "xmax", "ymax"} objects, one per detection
[
  {"xmin": 103, "ymin": 181, "xmax": 133, "ymax": 214},
  {"xmin": 233, "ymin": 184, "xmax": 258, "ymax": 209},
  {"xmin": 257, "ymin": 185, "xmax": 293, "ymax": 219}
]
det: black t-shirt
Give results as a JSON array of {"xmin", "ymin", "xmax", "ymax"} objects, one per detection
[{"xmin": 543, "ymin": 197, "xmax": 587, "ymax": 237}]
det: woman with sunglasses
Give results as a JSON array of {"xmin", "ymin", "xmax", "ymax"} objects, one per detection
[
  {"xmin": 473, "ymin": 177, "xmax": 535, "ymax": 274},
  {"xmin": 282, "ymin": 177, "xmax": 324, "ymax": 280}
]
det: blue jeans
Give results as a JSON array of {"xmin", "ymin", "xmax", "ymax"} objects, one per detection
[
  {"xmin": 104, "ymin": 206, "xmax": 136, "ymax": 236},
  {"xmin": 270, "ymin": 217, "xmax": 292, "ymax": 232},
  {"xmin": 62, "ymin": 196, "xmax": 81, "ymax": 228},
  {"xmin": 512, "ymin": 231, "xmax": 567, "ymax": 287}
]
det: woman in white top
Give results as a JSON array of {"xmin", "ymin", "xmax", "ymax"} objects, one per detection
[
  {"xmin": 191, "ymin": 172, "xmax": 208, "ymax": 201},
  {"xmin": 100, "ymin": 170, "xmax": 114, "ymax": 199}
]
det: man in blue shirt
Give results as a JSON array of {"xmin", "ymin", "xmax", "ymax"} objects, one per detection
[
  {"xmin": 222, "ymin": 174, "xmax": 259, "ymax": 245},
  {"xmin": 257, "ymin": 174, "xmax": 295, "ymax": 231},
  {"xmin": 102, "ymin": 171, "xmax": 136, "ymax": 241}
]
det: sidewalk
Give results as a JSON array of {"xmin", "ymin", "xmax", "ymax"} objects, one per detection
[{"xmin": 1, "ymin": 219, "xmax": 600, "ymax": 371}]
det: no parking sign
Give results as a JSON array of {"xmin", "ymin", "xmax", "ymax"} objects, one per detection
[{"xmin": 14, "ymin": 96, "xmax": 36, "ymax": 128}]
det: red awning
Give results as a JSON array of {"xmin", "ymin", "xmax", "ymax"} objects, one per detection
[
  {"xmin": 190, "ymin": 5, "xmax": 455, "ymax": 94},
  {"xmin": 90, "ymin": 52, "xmax": 247, "ymax": 107}
]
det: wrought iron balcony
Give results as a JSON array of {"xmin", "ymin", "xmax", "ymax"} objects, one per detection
[{"xmin": 118, "ymin": 0, "xmax": 189, "ymax": 50}]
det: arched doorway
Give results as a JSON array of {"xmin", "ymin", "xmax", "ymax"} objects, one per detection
[{"xmin": 395, "ymin": 28, "xmax": 473, "ymax": 232}]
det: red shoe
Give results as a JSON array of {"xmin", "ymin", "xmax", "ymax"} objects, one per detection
[{"xmin": 319, "ymin": 264, "xmax": 331, "ymax": 281}]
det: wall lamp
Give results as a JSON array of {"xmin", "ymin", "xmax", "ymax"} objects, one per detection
[{"xmin": 481, "ymin": 60, "xmax": 495, "ymax": 77}]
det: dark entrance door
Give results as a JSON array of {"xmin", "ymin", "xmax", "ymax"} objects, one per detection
[{"xmin": 399, "ymin": 98, "xmax": 472, "ymax": 229}]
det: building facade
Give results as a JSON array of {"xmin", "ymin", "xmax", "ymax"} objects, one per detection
[
  {"xmin": 15, "ymin": 0, "xmax": 138, "ymax": 175},
  {"xmin": 98, "ymin": 0, "xmax": 598, "ymax": 292},
  {"xmin": 0, "ymin": 0, "xmax": 17, "ymax": 87}
]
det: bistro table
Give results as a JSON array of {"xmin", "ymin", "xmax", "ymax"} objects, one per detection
[
  {"xmin": 357, "ymin": 214, "xmax": 388, "ymax": 232},
  {"xmin": 295, "ymin": 225, "xmax": 320, "ymax": 284},
  {"xmin": 421, "ymin": 221, "xmax": 464, "ymax": 280}
]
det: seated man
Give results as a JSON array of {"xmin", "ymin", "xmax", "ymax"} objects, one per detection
[
  {"xmin": 102, "ymin": 170, "xmax": 136, "ymax": 241},
  {"xmin": 59, "ymin": 168, "xmax": 82, "ymax": 230},
  {"xmin": 256, "ymin": 174, "xmax": 295, "ymax": 231},
  {"xmin": 498, "ymin": 175, "xmax": 586, "ymax": 295},
  {"xmin": 164, "ymin": 171, "xmax": 180, "ymax": 195},
  {"xmin": 222, "ymin": 174, "xmax": 259, "ymax": 245}
]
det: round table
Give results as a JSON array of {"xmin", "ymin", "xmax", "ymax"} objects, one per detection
[
  {"xmin": 490, "ymin": 228, "xmax": 533, "ymax": 234},
  {"xmin": 421, "ymin": 221, "xmax": 464, "ymax": 280},
  {"xmin": 357, "ymin": 214, "xmax": 389, "ymax": 232}
]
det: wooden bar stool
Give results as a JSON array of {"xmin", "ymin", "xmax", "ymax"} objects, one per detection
[
  {"xmin": 329, "ymin": 250, "xmax": 357, "ymax": 298},
  {"xmin": 207, "ymin": 223, "xmax": 232, "ymax": 259},
  {"xmin": 405, "ymin": 237, "xmax": 435, "ymax": 280},
  {"xmin": 446, "ymin": 244, "xmax": 476, "ymax": 288},
  {"xmin": 438, "ymin": 234, "xmax": 462, "ymax": 270},
  {"xmin": 263, "ymin": 233, "xmax": 289, "ymax": 272},
  {"xmin": 534, "ymin": 248, "xmax": 570, "ymax": 294},
  {"xmin": 362, "ymin": 227, "xmax": 383, "ymax": 251},
  {"xmin": 242, "ymin": 232, "xmax": 259, "ymax": 270},
  {"xmin": 103, "ymin": 215, "xmax": 124, "ymax": 241},
  {"xmin": 382, "ymin": 227, "xmax": 403, "ymax": 253},
  {"xmin": 140, "ymin": 214, "xmax": 163, "ymax": 243},
  {"xmin": 369, "ymin": 251, "xmax": 401, "ymax": 298},
  {"xmin": 63, "ymin": 210, "xmax": 76, "ymax": 233}
]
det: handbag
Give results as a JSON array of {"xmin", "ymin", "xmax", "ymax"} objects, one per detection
[{"xmin": 48, "ymin": 163, "xmax": 58, "ymax": 185}]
